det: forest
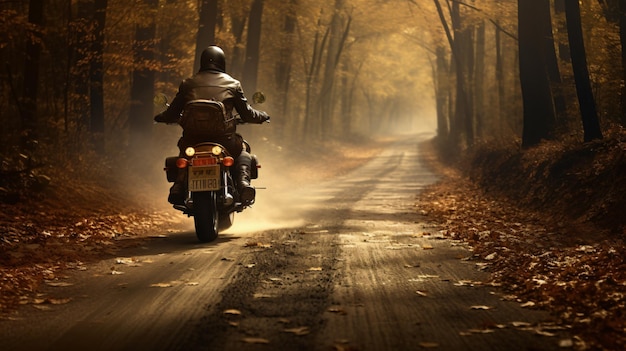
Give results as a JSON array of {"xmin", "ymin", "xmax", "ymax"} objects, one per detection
[
  {"xmin": 2, "ymin": 1, "xmax": 626, "ymax": 349},
  {"xmin": 1, "ymin": 0, "xmax": 625, "ymax": 166}
]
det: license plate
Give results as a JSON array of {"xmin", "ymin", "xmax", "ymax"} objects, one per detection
[
  {"xmin": 188, "ymin": 165, "xmax": 220, "ymax": 191},
  {"xmin": 192, "ymin": 156, "xmax": 217, "ymax": 166}
]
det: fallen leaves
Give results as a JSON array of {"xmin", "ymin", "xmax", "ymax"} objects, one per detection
[
  {"xmin": 0, "ymin": 203, "xmax": 183, "ymax": 314},
  {"xmin": 223, "ymin": 309, "xmax": 242, "ymax": 316},
  {"xmin": 242, "ymin": 337, "xmax": 270, "ymax": 344},
  {"xmin": 244, "ymin": 241, "xmax": 272, "ymax": 249},
  {"xmin": 327, "ymin": 306, "xmax": 348, "ymax": 315},
  {"xmin": 253, "ymin": 293, "xmax": 274, "ymax": 299},
  {"xmin": 44, "ymin": 281, "xmax": 73, "ymax": 287},
  {"xmin": 413, "ymin": 139, "xmax": 626, "ymax": 350},
  {"xmin": 283, "ymin": 326, "xmax": 310, "ymax": 336}
]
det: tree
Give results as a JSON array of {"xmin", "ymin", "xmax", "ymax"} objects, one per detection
[
  {"xmin": 90, "ymin": 0, "xmax": 107, "ymax": 154},
  {"xmin": 302, "ymin": 8, "xmax": 330, "ymax": 140},
  {"xmin": 618, "ymin": 0, "xmax": 626, "ymax": 126},
  {"xmin": 193, "ymin": 0, "xmax": 218, "ymax": 74},
  {"xmin": 540, "ymin": 0, "xmax": 567, "ymax": 122},
  {"xmin": 432, "ymin": 0, "xmax": 472, "ymax": 149},
  {"xmin": 318, "ymin": 0, "xmax": 350, "ymax": 140},
  {"xmin": 242, "ymin": 0, "xmax": 264, "ymax": 93},
  {"xmin": 274, "ymin": 0, "xmax": 298, "ymax": 139},
  {"xmin": 129, "ymin": 0, "xmax": 158, "ymax": 151},
  {"xmin": 564, "ymin": 0, "xmax": 603, "ymax": 142},
  {"xmin": 435, "ymin": 45, "xmax": 450, "ymax": 141},
  {"xmin": 518, "ymin": 0, "xmax": 556, "ymax": 148},
  {"xmin": 74, "ymin": 1, "xmax": 92, "ymax": 133},
  {"xmin": 21, "ymin": 0, "xmax": 45, "ymax": 150}
]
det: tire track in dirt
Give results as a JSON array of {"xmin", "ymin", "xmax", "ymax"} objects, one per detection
[{"xmin": 185, "ymin": 134, "xmax": 572, "ymax": 351}]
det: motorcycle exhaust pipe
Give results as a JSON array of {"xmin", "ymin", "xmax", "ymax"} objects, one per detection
[{"xmin": 224, "ymin": 193, "xmax": 234, "ymax": 206}]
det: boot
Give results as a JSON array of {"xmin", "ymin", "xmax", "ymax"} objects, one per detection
[
  {"xmin": 168, "ymin": 168, "xmax": 187, "ymax": 205},
  {"xmin": 238, "ymin": 164, "xmax": 256, "ymax": 205}
]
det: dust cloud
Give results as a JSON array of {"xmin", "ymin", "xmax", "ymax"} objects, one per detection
[
  {"xmin": 223, "ymin": 141, "xmax": 317, "ymax": 234},
  {"xmin": 133, "ymin": 129, "xmax": 325, "ymax": 235},
  {"xmin": 139, "ymin": 107, "xmax": 437, "ymax": 237}
]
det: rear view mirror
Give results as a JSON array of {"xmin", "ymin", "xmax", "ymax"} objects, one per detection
[
  {"xmin": 153, "ymin": 93, "xmax": 169, "ymax": 107},
  {"xmin": 252, "ymin": 91, "xmax": 266, "ymax": 105}
]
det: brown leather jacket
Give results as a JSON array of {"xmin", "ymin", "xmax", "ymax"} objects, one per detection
[{"xmin": 155, "ymin": 70, "xmax": 269, "ymax": 155}]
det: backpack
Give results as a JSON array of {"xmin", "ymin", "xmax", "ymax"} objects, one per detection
[{"xmin": 179, "ymin": 99, "xmax": 236, "ymax": 139}]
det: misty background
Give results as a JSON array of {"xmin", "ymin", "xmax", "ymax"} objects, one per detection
[{"xmin": 1, "ymin": 0, "xmax": 624, "ymax": 209}]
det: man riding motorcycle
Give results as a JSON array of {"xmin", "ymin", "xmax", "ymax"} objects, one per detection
[{"xmin": 154, "ymin": 45, "xmax": 270, "ymax": 206}]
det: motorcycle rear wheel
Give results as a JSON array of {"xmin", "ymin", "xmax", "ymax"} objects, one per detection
[{"xmin": 192, "ymin": 192, "xmax": 218, "ymax": 242}]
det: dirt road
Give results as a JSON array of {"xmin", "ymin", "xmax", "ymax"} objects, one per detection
[{"xmin": 1, "ymin": 134, "xmax": 570, "ymax": 351}]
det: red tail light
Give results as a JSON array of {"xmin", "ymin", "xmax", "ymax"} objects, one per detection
[
  {"xmin": 222, "ymin": 156, "xmax": 235, "ymax": 167},
  {"xmin": 176, "ymin": 158, "xmax": 189, "ymax": 168}
]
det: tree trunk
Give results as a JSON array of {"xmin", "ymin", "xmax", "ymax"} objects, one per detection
[
  {"xmin": 303, "ymin": 18, "xmax": 328, "ymax": 141},
  {"xmin": 433, "ymin": 0, "xmax": 471, "ymax": 150},
  {"xmin": 74, "ymin": 1, "xmax": 92, "ymax": 132},
  {"xmin": 554, "ymin": 0, "xmax": 571, "ymax": 62},
  {"xmin": 21, "ymin": 0, "xmax": 45, "ymax": 150},
  {"xmin": 319, "ymin": 0, "xmax": 350, "ymax": 140},
  {"xmin": 564, "ymin": 0, "xmax": 603, "ymax": 142},
  {"xmin": 474, "ymin": 21, "xmax": 485, "ymax": 139},
  {"xmin": 495, "ymin": 20, "xmax": 505, "ymax": 136},
  {"xmin": 459, "ymin": 18, "xmax": 474, "ymax": 146},
  {"xmin": 619, "ymin": 0, "xmax": 626, "ymax": 127},
  {"xmin": 541, "ymin": 0, "xmax": 567, "ymax": 121},
  {"xmin": 229, "ymin": 8, "xmax": 248, "ymax": 77},
  {"xmin": 193, "ymin": 0, "xmax": 218, "ymax": 74},
  {"xmin": 435, "ymin": 45, "xmax": 449, "ymax": 141},
  {"xmin": 242, "ymin": 0, "xmax": 264, "ymax": 93},
  {"xmin": 275, "ymin": 0, "xmax": 297, "ymax": 140},
  {"xmin": 129, "ymin": 0, "xmax": 158, "ymax": 151},
  {"xmin": 518, "ymin": 0, "xmax": 556, "ymax": 148},
  {"xmin": 90, "ymin": 0, "xmax": 107, "ymax": 154}
]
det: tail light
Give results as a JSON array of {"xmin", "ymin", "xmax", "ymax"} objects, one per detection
[
  {"xmin": 176, "ymin": 158, "xmax": 189, "ymax": 168},
  {"xmin": 222, "ymin": 156, "xmax": 234, "ymax": 167}
]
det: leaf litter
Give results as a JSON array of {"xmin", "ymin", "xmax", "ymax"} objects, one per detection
[{"xmin": 414, "ymin": 137, "xmax": 626, "ymax": 350}]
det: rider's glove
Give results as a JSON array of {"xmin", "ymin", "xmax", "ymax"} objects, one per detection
[{"xmin": 154, "ymin": 113, "xmax": 166, "ymax": 123}]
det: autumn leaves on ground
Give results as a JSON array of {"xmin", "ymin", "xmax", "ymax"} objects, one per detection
[
  {"xmin": 2, "ymin": 133, "xmax": 626, "ymax": 350},
  {"xmin": 417, "ymin": 128, "xmax": 626, "ymax": 350}
]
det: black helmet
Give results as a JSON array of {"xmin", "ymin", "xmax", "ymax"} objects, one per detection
[{"xmin": 200, "ymin": 46, "xmax": 226, "ymax": 72}]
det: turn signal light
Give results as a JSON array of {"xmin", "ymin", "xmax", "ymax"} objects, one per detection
[
  {"xmin": 176, "ymin": 158, "xmax": 188, "ymax": 168},
  {"xmin": 222, "ymin": 156, "xmax": 235, "ymax": 167}
]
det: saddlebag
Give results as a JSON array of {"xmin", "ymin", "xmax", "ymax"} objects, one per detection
[
  {"xmin": 164, "ymin": 156, "xmax": 178, "ymax": 182},
  {"xmin": 179, "ymin": 99, "xmax": 236, "ymax": 139}
]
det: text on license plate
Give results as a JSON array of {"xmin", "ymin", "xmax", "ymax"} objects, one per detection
[
  {"xmin": 188, "ymin": 165, "xmax": 220, "ymax": 191},
  {"xmin": 192, "ymin": 157, "xmax": 217, "ymax": 166}
]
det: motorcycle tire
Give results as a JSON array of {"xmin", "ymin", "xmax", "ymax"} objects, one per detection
[{"xmin": 192, "ymin": 191, "xmax": 218, "ymax": 242}]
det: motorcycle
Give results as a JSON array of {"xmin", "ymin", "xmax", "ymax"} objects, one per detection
[{"xmin": 156, "ymin": 92, "xmax": 265, "ymax": 242}]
